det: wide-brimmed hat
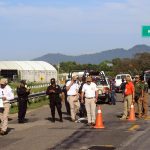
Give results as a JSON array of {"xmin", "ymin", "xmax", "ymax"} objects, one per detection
[
  {"xmin": 0, "ymin": 78, "xmax": 8, "ymax": 85},
  {"xmin": 86, "ymin": 76, "xmax": 92, "ymax": 82}
]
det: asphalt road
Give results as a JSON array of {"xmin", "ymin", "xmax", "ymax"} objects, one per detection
[{"xmin": 0, "ymin": 93, "xmax": 150, "ymax": 150}]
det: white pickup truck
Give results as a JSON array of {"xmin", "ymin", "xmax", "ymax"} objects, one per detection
[
  {"xmin": 89, "ymin": 71, "xmax": 110, "ymax": 103},
  {"xmin": 115, "ymin": 74, "xmax": 131, "ymax": 92}
]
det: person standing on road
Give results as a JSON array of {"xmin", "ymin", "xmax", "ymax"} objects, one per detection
[
  {"xmin": 134, "ymin": 75, "xmax": 144, "ymax": 118},
  {"xmin": 110, "ymin": 78, "xmax": 116, "ymax": 105},
  {"xmin": 120, "ymin": 75, "xmax": 134, "ymax": 120},
  {"xmin": 120, "ymin": 78, "xmax": 126, "ymax": 95},
  {"xmin": 66, "ymin": 76, "xmax": 80, "ymax": 122},
  {"xmin": 62, "ymin": 80, "xmax": 70, "ymax": 115},
  {"xmin": 0, "ymin": 78, "xmax": 14, "ymax": 135},
  {"xmin": 81, "ymin": 76, "xmax": 98, "ymax": 126},
  {"xmin": 17, "ymin": 80, "xmax": 30, "ymax": 123},
  {"xmin": 140, "ymin": 76, "xmax": 149, "ymax": 118},
  {"xmin": 78, "ymin": 76, "xmax": 87, "ymax": 118},
  {"xmin": 46, "ymin": 78, "xmax": 63, "ymax": 122}
]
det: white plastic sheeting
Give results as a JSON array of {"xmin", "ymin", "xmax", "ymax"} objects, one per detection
[{"xmin": 0, "ymin": 61, "xmax": 57, "ymax": 82}]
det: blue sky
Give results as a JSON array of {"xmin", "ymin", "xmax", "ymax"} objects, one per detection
[{"xmin": 0, "ymin": 0, "xmax": 149, "ymax": 60}]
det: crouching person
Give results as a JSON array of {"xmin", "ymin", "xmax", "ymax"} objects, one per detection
[{"xmin": 0, "ymin": 78, "xmax": 14, "ymax": 135}]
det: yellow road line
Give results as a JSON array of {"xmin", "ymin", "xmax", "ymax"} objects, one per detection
[{"xmin": 128, "ymin": 124, "xmax": 140, "ymax": 131}]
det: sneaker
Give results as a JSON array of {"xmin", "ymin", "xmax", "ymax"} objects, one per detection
[
  {"xmin": 142, "ymin": 115, "xmax": 148, "ymax": 119},
  {"xmin": 120, "ymin": 116, "xmax": 127, "ymax": 120},
  {"xmin": 137, "ymin": 115, "xmax": 142, "ymax": 119},
  {"xmin": 59, "ymin": 119, "xmax": 63, "ymax": 122},
  {"xmin": 0, "ymin": 130, "xmax": 6, "ymax": 136},
  {"xmin": 91, "ymin": 122, "xmax": 95, "ymax": 126},
  {"xmin": 51, "ymin": 118, "xmax": 55, "ymax": 123},
  {"xmin": 71, "ymin": 119, "xmax": 75, "ymax": 122},
  {"xmin": 86, "ymin": 123, "xmax": 91, "ymax": 126},
  {"xmin": 18, "ymin": 120, "xmax": 25, "ymax": 124}
]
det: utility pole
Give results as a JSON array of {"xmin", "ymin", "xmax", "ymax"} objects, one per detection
[{"xmin": 57, "ymin": 63, "xmax": 60, "ymax": 84}]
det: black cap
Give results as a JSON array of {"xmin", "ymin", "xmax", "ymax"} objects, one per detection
[
  {"xmin": 50, "ymin": 78, "xmax": 55, "ymax": 82},
  {"xmin": 20, "ymin": 80, "xmax": 26, "ymax": 85}
]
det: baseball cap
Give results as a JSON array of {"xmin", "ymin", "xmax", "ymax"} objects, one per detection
[
  {"xmin": 0, "ymin": 78, "xmax": 8, "ymax": 85},
  {"xmin": 86, "ymin": 76, "xmax": 92, "ymax": 82}
]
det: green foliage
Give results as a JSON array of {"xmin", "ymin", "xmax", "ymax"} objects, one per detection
[{"xmin": 58, "ymin": 52, "xmax": 150, "ymax": 77}]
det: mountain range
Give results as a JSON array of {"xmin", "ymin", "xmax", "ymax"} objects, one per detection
[{"xmin": 33, "ymin": 44, "xmax": 150, "ymax": 64}]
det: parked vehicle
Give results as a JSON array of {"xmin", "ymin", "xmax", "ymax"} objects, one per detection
[
  {"xmin": 89, "ymin": 71, "xmax": 110, "ymax": 103},
  {"xmin": 115, "ymin": 74, "xmax": 131, "ymax": 92},
  {"xmin": 144, "ymin": 70, "xmax": 150, "ymax": 88}
]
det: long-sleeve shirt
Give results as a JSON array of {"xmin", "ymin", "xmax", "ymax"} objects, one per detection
[
  {"xmin": 17, "ymin": 86, "xmax": 30, "ymax": 100},
  {"xmin": 46, "ymin": 84, "xmax": 61, "ymax": 100},
  {"xmin": 0, "ymin": 85, "xmax": 14, "ymax": 103}
]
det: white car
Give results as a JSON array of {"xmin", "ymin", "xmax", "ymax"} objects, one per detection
[{"xmin": 115, "ymin": 74, "xmax": 131, "ymax": 92}]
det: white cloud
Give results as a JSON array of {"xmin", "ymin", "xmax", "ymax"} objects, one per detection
[{"xmin": 0, "ymin": 0, "xmax": 149, "ymax": 35}]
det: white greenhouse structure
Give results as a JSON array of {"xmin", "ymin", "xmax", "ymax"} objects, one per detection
[{"xmin": 0, "ymin": 61, "xmax": 57, "ymax": 83}]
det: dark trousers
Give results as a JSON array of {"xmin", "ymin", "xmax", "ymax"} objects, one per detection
[
  {"xmin": 50, "ymin": 99, "xmax": 62, "ymax": 120},
  {"xmin": 65, "ymin": 96, "xmax": 70, "ymax": 115},
  {"xmin": 110, "ymin": 90, "xmax": 116, "ymax": 105},
  {"xmin": 18, "ymin": 98, "xmax": 27, "ymax": 121}
]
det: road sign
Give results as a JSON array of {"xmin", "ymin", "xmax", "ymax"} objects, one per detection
[{"xmin": 142, "ymin": 26, "xmax": 150, "ymax": 37}]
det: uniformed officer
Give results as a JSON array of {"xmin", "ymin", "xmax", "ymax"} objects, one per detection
[
  {"xmin": 17, "ymin": 80, "xmax": 30, "ymax": 123},
  {"xmin": 46, "ymin": 78, "xmax": 63, "ymax": 122},
  {"xmin": 140, "ymin": 76, "xmax": 149, "ymax": 118},
  {"xmin": 62, "ymin": 82, "xmax": 70, "ymax": 115},
  {"xmin": 134, "ymin": 75, "xmax": 144, "ymax": 118}
]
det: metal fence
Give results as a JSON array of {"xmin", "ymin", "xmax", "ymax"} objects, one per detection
[{"xmin": 10, "ymin": 91, "xmax": 46, "ymax": 104}]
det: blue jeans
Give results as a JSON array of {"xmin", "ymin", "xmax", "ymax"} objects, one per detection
[{"xmin": 110, "ymin": 90, "xmax": 116, "ymax": 105}]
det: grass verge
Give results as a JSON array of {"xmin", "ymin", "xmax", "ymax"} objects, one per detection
[{"xmin": 10, "ymin": 96, "xmax": 49, "ymax": 114}]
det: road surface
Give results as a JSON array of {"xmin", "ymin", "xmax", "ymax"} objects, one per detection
[{"xmin": 0, "ymin": 93, "xmax": 150, "ymax": 150}]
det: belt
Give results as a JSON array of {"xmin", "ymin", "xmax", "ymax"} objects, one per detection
[
  {"xmin": 125, "ymin": 94, "xmax": 132, "ymax": 96},
  {"xmin": 85, "ymin": 97, "xmax": 95, "ymax": 99}
]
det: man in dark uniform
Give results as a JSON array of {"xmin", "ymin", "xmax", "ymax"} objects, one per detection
[
  {"xmin": 62, "ymin": 81, "xmax": 70, "ymax": 115},
  {"xmin": 17, "ymin": 80, "xmax": 30, "ymax": 123},
  {"xmin": 134, "ymin": 75, "xmax": 144, "ymax": 118},
  {"xmin": 46, "ymin": 78, "xmax": 63, "ymax": 122}
]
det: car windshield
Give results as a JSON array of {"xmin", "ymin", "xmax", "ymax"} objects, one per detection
[
  {"xmin": 116, "ymin": 76, "xmax": 121, "ymax": 79},
  {"xmin": 96, "ymin": 79, "xmax": 107, "ymax": 85},
  {"xmin": 121, "ymin": 75, "xmax": 126, "ymax": 79}
]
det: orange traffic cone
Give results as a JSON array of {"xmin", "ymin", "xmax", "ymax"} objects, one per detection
[
  {"xmin": 94, "ymin": 105, "xmax": 105, "ymax": 129},
  {"xmin": 128, "ymin": 104, "xmax": 136, "ymax": 121}
]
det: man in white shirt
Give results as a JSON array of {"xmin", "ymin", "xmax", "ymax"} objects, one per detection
[
  {"xmin": 0, "ymin": 78, "xmax": 14, "ymax": 135},
  {"xmin": 66, "ymin": 76, "xmax": 80, "ymax": 121},
  {"xmin": 81, "ymin": 76, "xmax": 98, "ymax": 126}
]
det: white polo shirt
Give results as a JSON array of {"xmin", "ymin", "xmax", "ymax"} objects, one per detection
[
  {"xmin": 66, "ymin": 81, "xmax": 79, "ymax": 96},
  {"xmin": 82, "ymin": 82, "xmax": 98, "ymax": 98},
  {"xmin": 0, "ymin": 85, "xmax": 14, "ymax": 104}
]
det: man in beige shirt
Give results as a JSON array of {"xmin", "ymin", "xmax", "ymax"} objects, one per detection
[{"xmin": 0, "ymin": 78, "xmax": 14, "ymax": 135}]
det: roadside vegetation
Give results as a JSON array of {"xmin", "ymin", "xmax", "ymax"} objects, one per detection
[
  {"xmin": 56, "ymin": 52, "xmax": 150, "ymax": 77},
  {"xmin": 10, "ymin": 96, "xmax": 49, "ymax": 114}
]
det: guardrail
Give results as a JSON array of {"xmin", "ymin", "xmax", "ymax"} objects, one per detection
[{"xmin": 10, "ymin": 91, "xmax": 46, "ymax": 104}]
